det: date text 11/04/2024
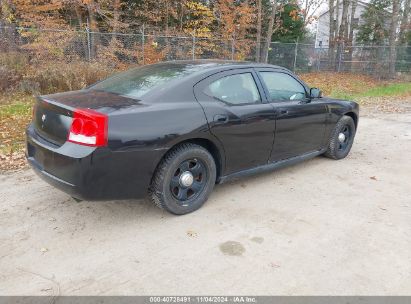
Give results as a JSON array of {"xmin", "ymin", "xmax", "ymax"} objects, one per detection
[{"xmin": 149, "ymin": 296, "xmax": 257, "ymax": 303}]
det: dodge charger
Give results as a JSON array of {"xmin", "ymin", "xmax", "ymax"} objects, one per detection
[{"xmin": 26, "ymin": 60, "xmax": 359, "ymax": 214}]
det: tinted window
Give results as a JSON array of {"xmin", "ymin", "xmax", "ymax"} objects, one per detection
[
  {"xmin": 204, "ymin": 73, "xmax": 260, "ymax": 105},
  {"xmin": 260, "ymin": 72, "xmax": 306, "ymax": 101},
  {"xmin": 90, "ymin": 63, "xmax": 214, "ymax": 99}
]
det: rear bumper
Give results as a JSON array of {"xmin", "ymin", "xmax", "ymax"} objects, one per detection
[
  {"xmin": 28, "ymin": 157, "xmax": 82, "ymax": 198},
  {"xmin": 26, "ymin": 124, "xmax": 165, "ymax": 200}
]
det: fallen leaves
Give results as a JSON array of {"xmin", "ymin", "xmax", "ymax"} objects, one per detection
[
  {"xmin": 186, "ymin": 230, "xmax": 198, "ymax": 238},
  {"xmin": 299, "ymin": 72, "xmax": 380, "ymax": 96},
  {"xmin": 0, "ymin": 94, "xmax": 34, "ymax": 171},
  {"xmin": 300, "ymin": 72, "xmax": 411, "ymax": 114},
  {"xmin": 269, "ymin": 262, "xmax": 281, "ymax": 268},
  {"xmin": 359, "ymin": 96, "xmax": 409, "ymax": 113},
  {"xmin": 0, "ymin": 151, "xmax": 27, "ymax": 171}
]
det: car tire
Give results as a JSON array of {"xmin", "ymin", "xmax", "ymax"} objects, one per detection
[
  {"xmin": 324, "ymin": 115, "xmax": 356, "ymax": 160},
  {"xmin": 149, "ymin": 143, "xmax": 217, "ymax": 215}
]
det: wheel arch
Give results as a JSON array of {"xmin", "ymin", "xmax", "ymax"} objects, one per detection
[
  {"xmin": 153, "ymin": 137, "xmax": 225, "ymax": 183},
  {"xmin": 344, "ymin": 111, "xmax": 358, "ymax": 129}
]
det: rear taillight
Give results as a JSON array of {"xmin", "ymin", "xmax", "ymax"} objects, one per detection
[{"xmin": 68, "ymin": 108, "xmax": 108, "ymax": 147}]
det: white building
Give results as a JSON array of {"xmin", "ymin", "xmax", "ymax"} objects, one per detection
[{"xmin": 315, "ymin": 1, "xmax": 370, "ymax": 48}]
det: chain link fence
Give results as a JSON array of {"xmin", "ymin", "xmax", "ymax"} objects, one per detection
[{"xmin": 1, "ymin": 25, "xmax": 411, "ymax": 76}]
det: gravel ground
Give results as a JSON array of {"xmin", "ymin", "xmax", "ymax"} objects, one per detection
[{"xmin": 0, "ymin": 110, "xmax": 410, "ymax": 295}]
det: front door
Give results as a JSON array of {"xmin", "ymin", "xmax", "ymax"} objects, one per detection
[
  {"xmin": 194, "ymin": 69, "xmax": 276, "ymax": 175},
  {"xmin": 256, "ymin": 69, "xmax": 327, "ymax": 161}
]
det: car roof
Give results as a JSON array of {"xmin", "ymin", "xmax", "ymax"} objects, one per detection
[
  {"xmin": 149, "ymin": 59, "xmax": 288, "ymax": 72},
  {"xmin": 126, "ymin": 60, "xmax": 295, "ymax": 101},
  {"xmin": 88, "ymin": 60, "xmax": 295, "ymax": 104}
]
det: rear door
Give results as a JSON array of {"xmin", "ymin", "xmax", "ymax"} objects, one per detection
[
  {"xmin": 194, "ymin": 69, "xmax": 276, "ymax": 175},
  {"xmin": 256, "ymin": 69, "xmax": 327, "ymax": 161}
]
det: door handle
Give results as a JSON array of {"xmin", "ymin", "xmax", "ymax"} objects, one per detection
[
  {"xmin": 214, "ymin": 114, "xmax": 229, "ymax": 124},
  {"xmin": 279, "ymin": 109, "xmax": 288, "ymax": 115}
]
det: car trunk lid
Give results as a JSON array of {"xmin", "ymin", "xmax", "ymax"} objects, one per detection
[
  {"xmin": 33, "ymin": 98, "xmax": 73, "ymax": 146},
  {"xmin": 33, "ymin": 90, "xmax": 140, "ymax": 146}
]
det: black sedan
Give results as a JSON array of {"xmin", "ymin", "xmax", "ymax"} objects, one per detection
[{"xmin": 26, "ymin": 60, "xmax": 359, "ymax": 215}]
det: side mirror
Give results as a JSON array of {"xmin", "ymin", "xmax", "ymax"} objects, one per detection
[{"xmin": 310, "ymin": 88, "xmax": 322, "ymax": 99}]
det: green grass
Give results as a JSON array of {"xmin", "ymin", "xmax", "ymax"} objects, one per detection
[
  {"xmin": 330, "ymin": 82, "xmax": 411, "ymax": 100},
  {"xmin": 0, "ymin": 102, "xmax": 33, "ymax": 116},
  {"xmin": 0, "ymin": 94, "xmax": 35, "ymax": 156}
]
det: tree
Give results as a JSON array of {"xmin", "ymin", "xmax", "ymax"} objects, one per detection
[
  {"xmin": 0, "ymin": 0, "xmax": 16, "ymax": 52},
  {"xmin": 183, "ymin": 1, "xmax": 214, "ymax": 37},
  {"xmin": 301, "ymin": 0, "xmax": 325, "ymax": 25},
  {"xmin": 356, "ymin": 0, "xmax": 390, "ymax": 45},
  {"xmin": 328, "ymin": 0, "xmax": 336, "ymax": 68},
  {"xmin": 1, "ymin": 0, "xmax": 316, "ymax": 66},
  {"xmin": 0, "ymin": 0, "xmax": 14, "ymax": 25},
  {"xmin": 348, "ymin": 0, "xmax": 358, "ymax": 46},
  {"xmin": 388, "ymin": 0, "xmax": 400, "ymax": 77},
  {"xmin": 214, "ymin": 0, "xmax": 255, "ymax": 60},
  {"xmin": 399, "ymin": 0, "xmax": 411, "ymax": 44},
  {"xmin": 9, "ymin": 0, "xmax": 66, "ymax": 28},
  {"xmin": 255, "ymin": 0, "xmax": 262, "ymax": 61},
  {"xmin": 270, "ymin": 3, "xmax": 306, "ymax": 42},
  {"xmin": 267, "ymin": 2, "xmax": 308, "ymax": 69},
  {"xmin": 346, "ymin": 0, "xmax": 358, "ymax": 70},
  {"xmin": 357, "ymin": 0, "xmax": 390, "ymax": 77},
  {"xmin": 260, "ymin": 0, "xmax": 277, "ymax": 63},
  {"xmin": 334, "ymin": 0, "xmax": 349, "ymax": 69},
  {"xmin": 182, "ymin": 1, "xmax": 215, "ymax": 58}
]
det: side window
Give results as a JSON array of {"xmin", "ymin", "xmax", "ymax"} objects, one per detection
[
  {"xmin": 204, "ymin": 73, "xmax": 260, "ymax": 105},
  {"xmin": 260, "ymin": 72, "xmax": 306, "ymax": 102}
]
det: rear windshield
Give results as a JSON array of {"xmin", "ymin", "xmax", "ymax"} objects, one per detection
[{"xmin": 90, "ymin": 63, "xmax": 212, "ymax": 99}]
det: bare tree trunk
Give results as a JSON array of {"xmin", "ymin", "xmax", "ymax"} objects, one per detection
[
  {"xmin": 348, "ymin": 0, "xmax": 357, "ymax": 44},
  {"xmin": 399, "ymin": 0, "xmax": 410, "ymax": 44},
  {"xmin": 261, "ymin": 0, "xmax": 277, "ymax": 63},
  {"xmin": 0, "ymin": 0, "xmax": 14, "ymax": 52},
  {"xmin": 328, "ymin": 0, "xmax": 336, "ymax": 68},
  {"xmin": 303, "ymin": 0, "xmax": 309, "ymax": 24},
  {"xmin": 74, "ymin": 5, "xmax": 83, "ymax": 28},
  {"xmin": 335, "ymin": 0, "xmax": 350, "ymax": 70},
  {"xmin": 347, "ymin": 0, "xmax": 358, "ymax": 71},
  {"xmin": 179, "ymin": 0, "xmax": 184, "ymax": 32},
  {"xmin": 335, "ymin": 0, "xmax": 340, "ymax": 37},
  {"xmin": 343, "ymin": 3, "xmax": 350, "ymax": 39},
  {"xmin": 87, "ymin": 1, "xmax": 99, "ymax": 58},
  {"xmin": 73, "ymin": 4, "xmax": 87, "ymax": 59},
  {"xmin": 164, "ymin": 0, "xmax": 170, "ymax": 35},
  {"xmin": 111, "ymin": 0, "xmax": 121, "ymax": 33},
  {"xmin": 255, "ymin": 0, "xmax": 262, "ymax": 62},
  {"xmin": 164, "ymin": 0, "xmax": 171, "ymax": 59},
  {"xmin": 87, "ymin": 2, "xmax": 98, "ymax": 31},
  {"xmin": 389, "ymin": 0, "xmax": 400, "ymax": 77},
  {"xmin": 109, "ymin": 0, "xmax": 121, "ymax": 52}
]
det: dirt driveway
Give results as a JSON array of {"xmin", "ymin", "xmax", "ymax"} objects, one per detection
[{"xmin": 1, "ymin": 110, "xmax": 410, "ymax": 295}]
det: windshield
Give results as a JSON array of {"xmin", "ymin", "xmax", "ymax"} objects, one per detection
[{"xmin": 90, "ymin": 63, "xmax": 214, "ymax": 99}]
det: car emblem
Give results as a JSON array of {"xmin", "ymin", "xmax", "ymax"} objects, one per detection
[{"xmin": 41, "ymin": 114, "xmax": 46, "ymax": 122}]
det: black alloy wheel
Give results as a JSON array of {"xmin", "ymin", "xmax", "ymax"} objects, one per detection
[
  {"xmin": 324, "ymin": 115, "xmax": 356, "ymax": 160},
  {"xmin": 150, "ymin": 143, "xmax": 216, "ymax": 215},
  {"xmin": 170, "ymin": 158, "xmax": 208, "ymax": 203},
  {"xmin": 337, "ymin": 124, "xmax": 352, "ymax": 152}
]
